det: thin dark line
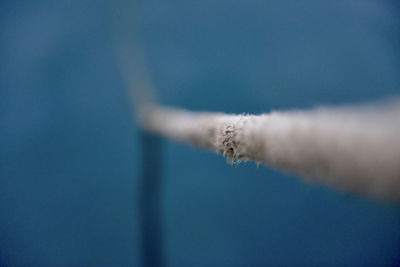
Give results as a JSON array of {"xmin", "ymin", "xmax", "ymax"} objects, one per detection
[{"xmin": 139, "ymin": 130, "xmax": 164, "ymax": 267}]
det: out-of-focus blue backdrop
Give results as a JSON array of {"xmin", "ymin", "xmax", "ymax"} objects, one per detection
[{"xmin": 1, "ymin": 1, "xmax": 400, "ymax": 266}]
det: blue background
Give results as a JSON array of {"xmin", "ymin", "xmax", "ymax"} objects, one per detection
[{"xmin": 1, "ymin": 0, "xmax": 400, "ymax": 266}]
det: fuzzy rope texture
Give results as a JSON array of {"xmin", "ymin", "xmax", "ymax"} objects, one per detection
[{"xmin": 141, "ymin": 102, "xmax": 400, "ymax": 201}]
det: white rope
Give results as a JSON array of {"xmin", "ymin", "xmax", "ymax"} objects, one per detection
[{"xmin": 141, "ymin": 100, "xmax": 400, "ymax": 201}]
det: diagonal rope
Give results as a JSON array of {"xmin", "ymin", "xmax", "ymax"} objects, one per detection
[{"xmin": 141, "ymin": 100, "xmax": 400, "ymax": 201}]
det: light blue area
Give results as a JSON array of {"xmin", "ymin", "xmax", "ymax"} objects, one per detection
[{"xmin": 1, "ymin": 0, "xmax": 400, "ymax": 266}]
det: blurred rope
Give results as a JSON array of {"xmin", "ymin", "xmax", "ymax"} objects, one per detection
[
  {"xmin": 109, "ymin": 2, "xmax": 164, "ymax": 266},
  {"xmin": 142, "ymin": 102, "xmax": 400, "ymax": 202}
]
